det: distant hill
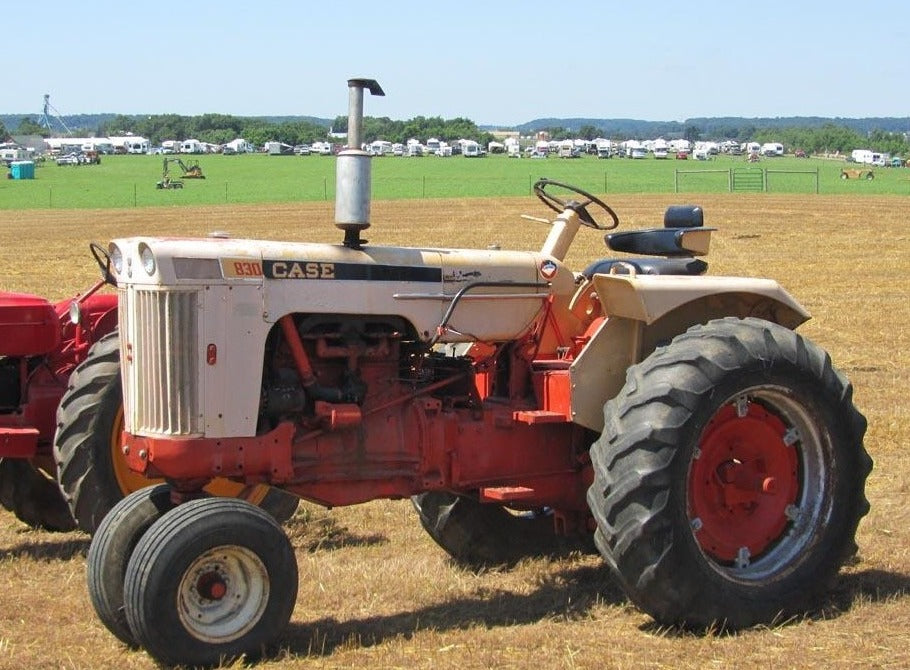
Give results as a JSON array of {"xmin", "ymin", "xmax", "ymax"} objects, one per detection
[{"xmin": 512, "ymin": 116, "xmax": 910, "ymax": 138}]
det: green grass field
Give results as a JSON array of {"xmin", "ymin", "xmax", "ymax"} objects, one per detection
[{"xmin": 3, "ymin": 153, "xmax": 910, "ymax": 210}]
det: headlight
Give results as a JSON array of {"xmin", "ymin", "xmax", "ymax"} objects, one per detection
[
  {"xmin": 138, "ymin": 243, "xmax": 156, "ymax": 275},
  {"xmin": 109, "ymin": 244, "xmax": 123, "ymax": 274},
  {"xmin": 68, "ymin": 300, "xmax": 82, "ymax": 325}
]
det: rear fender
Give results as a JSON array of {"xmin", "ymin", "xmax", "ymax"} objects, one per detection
[{"xmin": 568, "ymin": 273, "xmax": 809, "ymax": 432}]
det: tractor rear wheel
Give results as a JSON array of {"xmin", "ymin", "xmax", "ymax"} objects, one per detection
[
  {"xmin": 0, "ymin": 457, "xmax": 76, "ymax": 531},
  {"xmin": 587, "ymin": 317, "xmax": 871, "ymax": 629},
  {"xmin": 412, "ymin": 491, "xmax": 593, "ymax": 568},
  {"xmin": 123, "ymin": 498, "xmax": 298, "ymax": 666},
  {"xmin": 54, "ymin": 332, "xmax": 298, "ymax": 535}
]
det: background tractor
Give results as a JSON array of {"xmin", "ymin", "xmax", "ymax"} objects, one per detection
[
  {"xmin": 841, "ymin": 167, "xmax": 875, "ymax": 180},
  {"xmin": 79, "ymin": 79, "xmax": 871, "ymax": 667},
  {"xmin": 156, "ymin": 157, "xmax": 205, "ymax": 189},
  {"xmin": 0, "ymin": 246, "xmax": 296, "ymax": 535}
]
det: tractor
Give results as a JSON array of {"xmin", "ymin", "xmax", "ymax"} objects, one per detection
[
  {"xmin": 156, "ymin": 157, "xmax": 205, "ymax": 189},
  {"xmin": 0, "ymin": 247, "xmax": 297, "ymax": 535},
  {"xmin": 0, "ymin": 260, "xmax": 117, "ymax": 531},
  {"xmin": 79, "ymin": 79, "xmax": 871, "ymax": 667},
  {"xmin": 840, "ymin": 168, "xmax": 875, "ymax": 180}
]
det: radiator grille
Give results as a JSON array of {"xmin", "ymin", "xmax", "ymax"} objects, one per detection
[{"xmin": 122, "ymin": 289, "xmax": 201, "ymax": 435}]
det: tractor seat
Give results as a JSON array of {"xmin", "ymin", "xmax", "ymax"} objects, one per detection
[{"xmin": 581, "ymin": 205, "xmax": 712, "ymax": 279}]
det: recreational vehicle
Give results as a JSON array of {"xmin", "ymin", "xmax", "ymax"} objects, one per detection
[
  {"xmin": 180, "ymin": 139, "xmax": 205, "ymax": 154},
  {"xmin": 462, "ymin": 140, "xmax": 480, "ymax": 157},
  {"xmin": 850, "ymin": 149, "xmax": 874, "ymax": 164},
  {"xmin": 369, "ymin": 140, "xmax": 393, "ymax": 156}
]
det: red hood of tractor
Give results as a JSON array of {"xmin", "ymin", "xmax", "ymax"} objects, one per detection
[{"xmin": 0, "ymin": 292, "xmax": 62, "ymax": 356}]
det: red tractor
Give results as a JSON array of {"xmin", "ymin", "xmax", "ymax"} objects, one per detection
[
  {"xmin": 80, "ymin": 80, "xmax": 871, "ymax": 666},
  {"xmin": 0, "ymin": 254, "xmax": 117, "ymax": 531},
  {"xmin": 1, "ymin": 247, "xmax": 296, "ymax": 535}
]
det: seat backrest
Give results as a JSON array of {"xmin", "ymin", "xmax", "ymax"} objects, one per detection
[
  {"xmin": 663, "ymin": 205, "xmax": 703, "ymax": 228},
  {"xmin": 604, "ymin": 205, "xmax": 713, "ymax": 257}
]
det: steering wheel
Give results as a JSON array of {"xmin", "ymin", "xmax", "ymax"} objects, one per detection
[
  {"xmin": 533, "ymin": 178, "xmax": 619, "ymax": 230},
  {"xmin": 90, "ymin": 241, "xmax": 116, "ymax": 286}
]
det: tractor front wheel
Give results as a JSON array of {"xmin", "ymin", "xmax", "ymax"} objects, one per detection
[
  {"xmin": 123, "ymin": 498, "xmax": 298, "ymax": 666},
  {"xmin": 412, "ymin": 491, "xmax": 593, "ymax": 568},
  {"xmin": 587, "ymin": 317, "xmax": 871, "ymax": 629},
  {"xmin": 87, "ymin": 484, "xmax": 175, "ymax": 645}
]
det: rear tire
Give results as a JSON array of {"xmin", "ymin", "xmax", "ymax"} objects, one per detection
[
  {"xmin": 587, "ymin": 317, "xmax": 871, "ymax": 629},
  {"xmin": 412, "ymin": 491, "xmax": 593, "ymax": 568},
  {"xmin": 0, "ymin": 458, "xmax": 76, "ymax": 531},
  {"xmin": 124, "ymin": 498, "xmax": 298, "ymax": 667},
  {"xmin": 54, "ymin": 332, "xmax": 124, "ymax": 534}
]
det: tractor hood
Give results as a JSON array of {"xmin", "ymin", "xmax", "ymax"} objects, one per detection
[{"xmin": 109, "ymin": 236, "xmax": 576, "ymax": 343}]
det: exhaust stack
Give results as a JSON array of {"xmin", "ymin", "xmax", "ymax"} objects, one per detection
[{"xmin": 335, "ymin": 78, "xmax": 385, "ymax": 249}]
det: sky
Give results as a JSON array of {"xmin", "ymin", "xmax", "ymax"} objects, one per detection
[{"xmin": 5, "ymin": 0, "xmax": 909, "ymax": 126}]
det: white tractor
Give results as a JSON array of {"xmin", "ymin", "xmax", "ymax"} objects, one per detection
[{"xmin": 69, "ymin": 79, "xmax": 871, "ymax": 666}]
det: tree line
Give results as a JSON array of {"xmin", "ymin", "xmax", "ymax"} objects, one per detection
[
  {"xmin": 3, "ymin": 114, "xmax": 908, "ymax": 156},
  {"xmin": 528, "ymin": 121, "xmax": 910, "ymax": 156},
  {"xmin": 2, "ymin": 114, "xmax": 495, "ymax": 148}
]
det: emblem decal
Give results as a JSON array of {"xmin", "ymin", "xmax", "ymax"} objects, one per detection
[{"xmin": 539, "ymin": 260, "xmax": 558, "ymax": 280}]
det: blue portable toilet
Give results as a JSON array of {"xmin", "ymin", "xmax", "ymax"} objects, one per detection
[{"xmin": 10, "ymin": 161, "xmax": 35, "ymax": 179}]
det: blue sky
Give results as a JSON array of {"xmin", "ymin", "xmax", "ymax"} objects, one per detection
[{"xmin": 5, "ymin": 1, "xmax": 909, "ymax": 125}]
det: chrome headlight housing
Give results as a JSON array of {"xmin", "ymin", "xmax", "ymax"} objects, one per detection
[
  {"xmin": 138, "ymin": 243, "xmax": 156, "ymax": 276},
  {"xmin": 109, "ymin": 243, "xmax": 123, "ymax": 275}
]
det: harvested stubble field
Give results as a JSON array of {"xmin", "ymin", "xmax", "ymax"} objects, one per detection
[{"xmin": 0, "ymin": 193, "xmax": 908, "ymax": 670}]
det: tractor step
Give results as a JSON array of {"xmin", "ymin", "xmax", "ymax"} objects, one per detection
[
  {"xmin": 480, "ymin": 486, "xmax": 536, "ymax": 502},
  {"xmin": 512, "ymin": 409, "xmax": 568, "ymax": 424},
  {"xmin": 0, "ymin": 427, "xmax": 40, "ymax": 458}
]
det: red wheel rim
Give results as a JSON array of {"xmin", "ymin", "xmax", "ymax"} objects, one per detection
[{"xmin": 688, "ymin": 399, "xmax": 799, "ymax": 564}]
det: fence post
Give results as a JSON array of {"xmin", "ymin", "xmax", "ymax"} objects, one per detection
[
  {"xmin": 674, "ymin": 170, "xmax": 679, "ymax": 193},
  {"xmin": 728, "ymin": 168, "xmax": 732, "ymax": 193},
  {"xmin": 134, "ymin": 183, "xmax": 137, "ymax": 207}
]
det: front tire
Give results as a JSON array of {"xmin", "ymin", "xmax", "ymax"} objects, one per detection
[
  {"xmin": 587, "ymin": 317, "xmax": 871, "ymax": 629},
  {"xmin": 86, "ymin": 484, "xmax": 175, "ymax": 645},
  {"xmin": 123, "ymin": 498, "xmax": 298, "ymax": 667}
]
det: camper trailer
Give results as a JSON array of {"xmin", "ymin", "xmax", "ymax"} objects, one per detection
[
  {"xmin": 462, "ymin": 140, "xmax": 483, "ymax": 157},
  {"xmin": 180, "ymin": 139, "xmax": 205, "ymax": 154},
  {"xmin": 108, "ymin": 136, "xmax": 150, "ymax": 154}
]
